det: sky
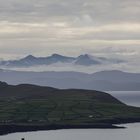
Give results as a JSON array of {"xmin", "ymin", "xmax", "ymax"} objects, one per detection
[{"xmin": 0, "ymin": 0, "xmax": 140, "ymax": 72}]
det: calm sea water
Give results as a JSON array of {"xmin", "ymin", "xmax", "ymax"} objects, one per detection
[
  {"xmin": 1, "ymin": 91, "xmax": 140, "ymax": 140},
  {"xmin": 108, "ymin": 91, "xmax": 140, "ymax": 107}
]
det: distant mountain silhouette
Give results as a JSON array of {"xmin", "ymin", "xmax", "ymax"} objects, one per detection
[
  {"xmin": 0, "ymin": 54, "xmax": 123, "ymax": 67},
  {"xmin": 0, "ymin": 69, "xmax": 140, "ymax": 91},
  {"xmin": 75, "ymin": 54, "xmax": 100, "ymax": 65}
]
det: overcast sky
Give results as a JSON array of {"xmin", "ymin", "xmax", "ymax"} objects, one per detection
[{"xmin": 0, "ymin": 0, "xmax": 140, "ymax": 72}]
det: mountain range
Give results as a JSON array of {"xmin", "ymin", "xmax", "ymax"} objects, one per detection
[
  {"xmin": 0, "ymin": 69, "xmax": 140, "ymax": 91},
  {"xmin": 0, "ymin": 54, "xmax": 123, "ymax": 67}
]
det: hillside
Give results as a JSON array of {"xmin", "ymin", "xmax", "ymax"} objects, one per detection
[{"xmin": 0, "ymin": 82, "xmax": 140, "ymax": 135}]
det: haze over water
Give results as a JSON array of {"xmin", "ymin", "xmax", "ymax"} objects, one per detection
[{"xmin": 109, "ymin": 91, "xmax": 140, "ymax": 107}]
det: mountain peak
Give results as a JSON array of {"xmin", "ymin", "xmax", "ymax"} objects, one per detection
[
  {"xmin": 23, "ymin": 55, "xmax": 36, "ymax": 60},
  {"xmin": 76, "ymin": 54, "xmax": 100, "ymax": 66},
  {"xmin": 51, "ymin": 54, "xmax": 64, "ymax": 58},
  {"xmin": 78, "ymin": 54, "xmax": 90, "ymax": 59},
  {"xmin": 49, "ymin": 54, "xmax": 75, "ymax": 62}
]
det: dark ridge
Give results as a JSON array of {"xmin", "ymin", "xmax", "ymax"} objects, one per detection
[
  {"xmin": 0, "ymin": 81, "xmax": 8, "ymax": 86},
  {"xmin": 0, "ymin": 82, "xmax": 140, "ymax": 135},
  {"xmin": 0, "ymin": 124, "xmax": 124, "ymax": 136}
]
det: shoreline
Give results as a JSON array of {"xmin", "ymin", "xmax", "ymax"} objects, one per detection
[
  {"xmin": 1, "ymin": 117, "xmax": 140, "ymax": 136},
  {"xmin": 0, "ymin": 123, "xmax": 124, "ymax": 136}
]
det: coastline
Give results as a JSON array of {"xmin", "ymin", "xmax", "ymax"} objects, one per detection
[
  {"xmin": 1, "ymin": 117, "xmax": 140, "ymax": 136},
  {"xmin": 0, "ymin": 123, "xmax": 124, "ymax": 136}
]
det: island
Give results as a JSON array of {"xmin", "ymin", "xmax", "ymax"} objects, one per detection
[{"xmin": 0, "ymin": 81, "xmax": 140, "ymax": 135}]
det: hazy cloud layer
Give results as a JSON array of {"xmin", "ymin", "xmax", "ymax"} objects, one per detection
[{"xmin": 0, "ymin": 0, "xmax": 139, "ymax": 72}]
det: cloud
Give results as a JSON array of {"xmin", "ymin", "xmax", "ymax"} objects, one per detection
[
  {"xmin": 0, "ymin": 0, "xmax": 139, "ymax": 22},
  {"xmin": 0, "ymin": 21, "xmax": 140, "ymax": 40},
  {"xmin": 0, "ymin": 0, "xmax": 139, "ymax": 72}
]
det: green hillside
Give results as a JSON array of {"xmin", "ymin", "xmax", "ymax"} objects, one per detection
[{"xmin": 0, "ymin": 82, "xmax": 140, "ymax": 126}]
